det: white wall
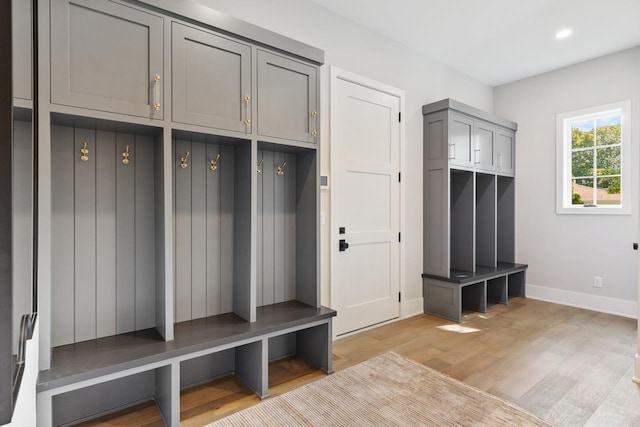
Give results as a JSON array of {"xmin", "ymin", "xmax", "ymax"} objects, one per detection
[
  {"xmin": 495, "ymin": 47, "xmax": 640, "ymax": 317},
  {"xmin": 195, "ymin": 0, "xmax": 493, "ymax": 312}
]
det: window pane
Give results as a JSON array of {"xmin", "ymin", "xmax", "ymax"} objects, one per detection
[
  {"xmin": 596, "ymin": 116, "xmax": 621, "ymax": 146},
  {"xmin": 596, "ymin": 176, "xmax": 621, "ymax": 205},
  {"xmin": 596, "ymin": 146, "xmax": 621, "ymax": 175},
  {"xmin": 572, "ymin": 149, "xmax": 593, "ymax": 177},
  {"xmin": 572, "ymin": 178, "xmax": 593, "ymax": 205},
  {"xmin": 571, "ymin": 120, "xmax": 594, "ymax": 148}
]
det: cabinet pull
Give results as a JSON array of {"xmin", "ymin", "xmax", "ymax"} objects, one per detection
[
  {"xmin": 448, "ymin": 144, "xmax": 455, "ymax": 160},
  {"xmin": 244, "ymin": 95, "xmax": 251, "ymax": 127},
  {"xmin": 497, "ymin": 153, "xmax": 502, "ymax": 169},
  {"xmin": 474, "ymin": 148, "xmax": 480, "ymax": 164},
  {"xmin": 311, "ymin": 110, "xmax": 318, "ymax": 137},
  {"xmin": 152, "ymin": 74, "xmax": 161, "ymax": 110}
]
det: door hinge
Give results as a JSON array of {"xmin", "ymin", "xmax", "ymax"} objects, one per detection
[
  {"xmin": 398, "ymin": 172, "xmax": 401, "ymax": 182},
  {"xmin": 398, "ymin": 232, "xmax": 401, "ymax": 242},
  {"xmin": 398, "ymin": 292, "xmax": 401, "ymax": 302},
  {"xmin": 398, "ymin": 112, "xmax": 401, "ymax": 122}
]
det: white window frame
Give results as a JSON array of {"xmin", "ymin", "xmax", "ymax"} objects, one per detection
[{"xmin": 556, "ymin": 100, "xmax": 631, "ymax": 215}]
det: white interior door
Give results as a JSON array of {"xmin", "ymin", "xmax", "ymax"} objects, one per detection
[{"xmin": 331, "ymin": 69, "xmax": 402, "ymax": 336}]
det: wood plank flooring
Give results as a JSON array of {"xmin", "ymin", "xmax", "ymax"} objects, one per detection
[{"xmin": 76, "ymin": 298, "xmax": 639, "ymax": 426}]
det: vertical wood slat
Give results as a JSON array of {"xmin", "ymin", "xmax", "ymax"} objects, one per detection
[
  {"xmin": 174, "ymin": 138, "xmax": 192, "ymax": 323},
  {"xmin": 220, "ymin": 144, "xmax": 234, "ymax": 314},
  {"xmin": 190, "ymin": 142, "xmax": 207, "ymax": 319},
  {"xmin": 273, "ymin": 151, "xmax": 286, "ymax": 303},
  {"xmin": 256, "ymin": 149, "xmax": 263, "ymax": 306},
  {"xmin": 74, "ymin": 128, "xmax": 97, "ymax": 342},
  {"xmin": 116, "ymin": 132, "xmax": 136, "ymax": 334},
  {"xmin": 135, "ymin": 135, "xmax": 156, "ymax": 329},
  {"xmin": 206, "ymin": 142, "xmax": 221, "ymax": 316},
  {"xmin": 285, "ymin": 153, "xmax": 296, "ymax": 301},
  {"xmin": 95, "ymin": 130, "xmax": 117, "ymax": 339},
  {"xmin": 261, "ymin": 150, "xmax": 275, "ymax": 306},
  {"xmin": 51, "ymin": 126, "xmax": 75, "ymax": 346}
]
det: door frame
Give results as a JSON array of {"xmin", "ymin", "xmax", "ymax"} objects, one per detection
[{"xmin": 329, "ymin": 66, "xmax": 406, "ymax": 336}]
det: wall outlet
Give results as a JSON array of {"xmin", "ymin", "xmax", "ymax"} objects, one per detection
[{"xmin": 593, "ymin": 276, "xmax": 603, "ymax": 288}]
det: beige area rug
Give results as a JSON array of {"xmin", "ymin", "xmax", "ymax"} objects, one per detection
[{"xmin": 207, "ymin": 351, "xmax": 552, "ymax": 426}]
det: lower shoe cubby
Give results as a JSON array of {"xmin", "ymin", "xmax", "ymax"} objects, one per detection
[
  {"xmin": 508, "ymin": 270, "xmax": 526, "ymax": 297},
  {"xmin": 487, "ymin": 276, "xmax": 508, "ymax": 304},
  {"xmin": 50, "ymin": 364, "xmax": 177, "ymax": 427}
]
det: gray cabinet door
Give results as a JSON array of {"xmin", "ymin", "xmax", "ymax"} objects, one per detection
[
  {"xmin": 172, "ymin": 23, "xmax": 251, "ymax": 133},
  {"xmin": 474, "ymin": 121, "xmax": 496, "ymax": 172},
  {"xmin": 50, "ymin": 0, "xmax": 164, "ymax": 119},
  {"xmin": 257, "ymin": 50, "xmax": 318, "ymax": 144},
  {"xmin": 495, "ymin": 127, "xmax": 515, "ymax": 176},
  {"xmin": 12, "ymin": 0, "xmax": 31, "ymax": 101},
  {"xmin": 449, "ymin": 113, "xmax": 474, "ymax": 168}
]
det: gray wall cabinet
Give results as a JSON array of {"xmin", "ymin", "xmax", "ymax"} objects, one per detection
[
  {"xmin": 422, "ymin": 99, "xmax": 518, "ymax": 278},
  {"xmin": 31, "ymin": 1, "xmax": 330, "ymax": 425},
  {"xmin": 422, "ymin": 99, "xmax": 525, "ymax": 322},
  {"xmin": 50, "ymin": 0, "xmax": 164, "ymax": 119},
  {"xmin": 172, "ymin": 23, "xmax": 252, "ymax": 133},
  {"xmin": 12, "ymin": 0, "xmax": 31, "ymax": 102},
  {"xmin": 257, "ymin": 50, "xmax": 318, "ymax": 144}
]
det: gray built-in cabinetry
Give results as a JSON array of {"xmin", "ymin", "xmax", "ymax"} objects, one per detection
[
  {"xmin": 422, "ymin": 99, "xmax": 526, "ymax": 323},
  {"xmin": 31, "ymin": 0, "xmax": 331, "ymax": 426}
]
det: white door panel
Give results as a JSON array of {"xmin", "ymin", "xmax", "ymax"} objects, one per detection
[{"xmin": 331, "ymin": 72, "xmax": 401, "ymax": 336}]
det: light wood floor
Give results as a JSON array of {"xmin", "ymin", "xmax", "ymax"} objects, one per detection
[{"xmin": 77, "ymin": 298, "xmax": 640, "ymax": 426}]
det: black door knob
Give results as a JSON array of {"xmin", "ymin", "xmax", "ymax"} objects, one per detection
[{"xmin": 339, "ymin": 239, "xmax": 349, "ymax": 252}]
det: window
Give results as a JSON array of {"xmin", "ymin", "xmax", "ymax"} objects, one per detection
[{"xmin": 556, "ymin": 100, "xmax": 631, "ymax": 214}]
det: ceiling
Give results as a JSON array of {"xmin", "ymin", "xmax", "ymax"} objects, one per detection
[{"xmin": 310, "ymin": 0, "xmax": 640, "ymax": 87}]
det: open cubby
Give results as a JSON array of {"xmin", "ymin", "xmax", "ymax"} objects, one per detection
[
  {"xmin": 257, "ymin": 143, "xmax": 318, "ymax": 308},
  {"xmin": 508, "ymin": 270, "xmax": 526, "ymax": 297},
  {"xmin": 50, "ymin": 115, "xmax": 165, "ymax": 347},
  {"xmin": 461, "ymin": 281, "xmax": 486, "ymax": 314},
  {"xmin": 475, "ymin": 173, "xmax": 496, "ymax": 268},
  {"xmin": 173, "ymin": 131, "xmax": 252, "ymax": 323},
  {"xmin": 450, "ymin": 169, "xmax": 474, "ymax": 272},
  {"xmin": 497, "ymin": 176, "xmax": 515, "ymax": 263},
  {"xmin": 52, "ymin": 364, "xmax": 173, "ymax": 427},
  {"xmin": 487, "ymin": 276, "xmax": 507, "ymax": 304}
]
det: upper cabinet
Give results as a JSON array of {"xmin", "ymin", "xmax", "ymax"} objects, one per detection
[
  {"xmin": 257, "ymin": 50, "xmax": 318, "ymax": 144},
  {"xmin": 172, "ymin": 23, "xmax": 252, "ymax": 133},
  {"xmin": 13, "ymin": 0, "xmax": 32, "ymax": 102},
  {"xmin": 474, "ymin": 120, "xmax": 496, "ymax": 173},
  {"xmin": 495, "ymin": 127, "xmax": 515, "ymax": 176},
  {"xmin": 449, "ymin": 113, "xmax": 474, "ymax": 169},
  {"xmin": 50, "ymin": 0, "xmax": 164, "ymax": 119}
]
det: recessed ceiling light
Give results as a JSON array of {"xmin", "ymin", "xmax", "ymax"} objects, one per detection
[{"xmin": 556, "ymin": 29, "xmax": 572, "ymax": 39}]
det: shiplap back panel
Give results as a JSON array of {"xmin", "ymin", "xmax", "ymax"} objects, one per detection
[
  {"xmin": 257, "ymin": 148, "xmax": 296, "ymax": 307},
  {"xmin": 173, "ymin": 138, "xmax": 235, "ymax": 323},
  {"xmin": 51, "ymin": 125, "xmax": 157, "ymax": 347}
]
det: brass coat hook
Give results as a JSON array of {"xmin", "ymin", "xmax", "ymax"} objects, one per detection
[
  {"xmin": 122, "ymin": 145, "xmax": 130, "ymax": 165},
  {"xmin": 277, "ymin": 161, "xmax": 287, "ymax": 176},
  {"xmin": 210, "ymin": 153, "xmax": 221, "ymax": 171},
  {"xmin": 80, "ymin": 141, "xmax": 89, "ymax": 162},
  {"xmin": 256, "ymin": 159, "xmax": 264, "ymax": 173},
  {"xmin": 180, "ymin": 151, "xmax": 190, "ymax": 169}
]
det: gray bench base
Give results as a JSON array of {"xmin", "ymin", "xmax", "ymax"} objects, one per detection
[{"xmin": 422, "ymin": 264, "xmax": 527, "ymax": 323}]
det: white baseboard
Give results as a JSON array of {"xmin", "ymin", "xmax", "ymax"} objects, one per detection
[
  {"xmin": 401, "ymin": 297, "xmax": 424, "ymax": 318},
  {"xmin": 527, "ymin": 283, "xmax": 637, "ymax": 319}
]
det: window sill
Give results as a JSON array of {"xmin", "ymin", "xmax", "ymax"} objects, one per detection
[{"xmin": 556, "ymin": 206, "xmax": 631, "ymax": 215}]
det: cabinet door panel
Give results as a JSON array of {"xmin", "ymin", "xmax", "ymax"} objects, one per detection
[
  {"xmin": 449, "ymin": 113, "xmax": 474, "ymax": 168},
  {"xmin": 474, "ymin": 121, "xmax": 496, "ymax": 171},
  {"xmin": 257, "ymin": 50, "xmax": 318, "ymax": 143},
  {"xmin": 496, "ymin": 128, "xmax": 515, "ymax": 176},
  {"xmin": 172, "ymin": 23, "xmax": 251, "ymax": 132},
  {"xmin": 50, "ymin": 0, "xmax": 163, "ymax": 119}
]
